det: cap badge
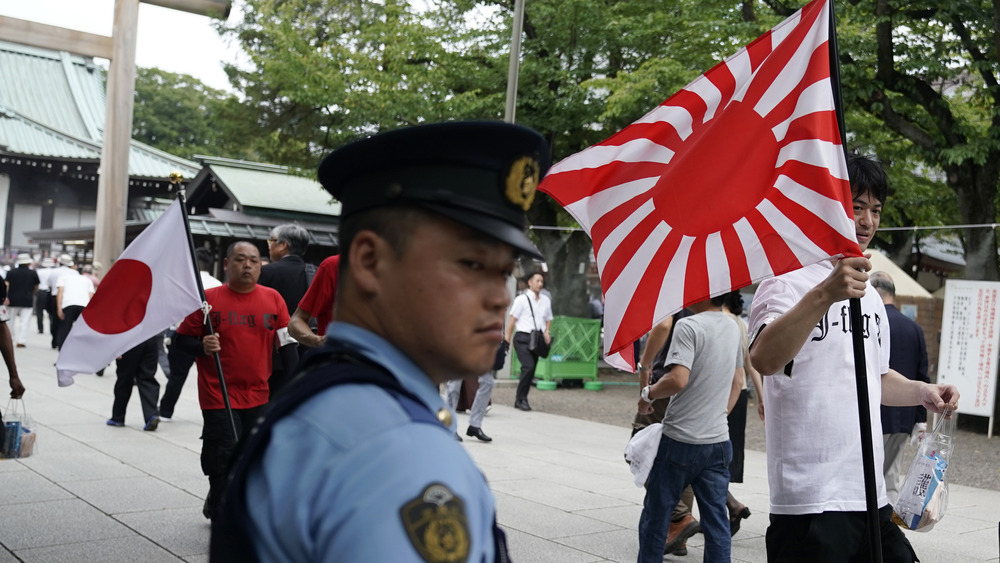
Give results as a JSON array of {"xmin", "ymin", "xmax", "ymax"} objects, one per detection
[
  {"xmin": 400, "ymin": 484, "xmax": 470, "ymax": 563},
  {"xmin": 504, "ymin": 156, "xmax": 540, "ymax": 211}
]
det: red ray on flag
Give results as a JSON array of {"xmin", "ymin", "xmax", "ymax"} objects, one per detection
[{"xmin": 539, "ymin": 0, "xmax": 861, "ymax": 371}]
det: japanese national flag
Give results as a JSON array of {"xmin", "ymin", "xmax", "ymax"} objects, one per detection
[
  {"xmin": 56, "ymin": 199, "xmax": 202, "ymax": 386},
  {"xmin": 539, "ymin": 0, "xmax": 860, "ymax": 371}
]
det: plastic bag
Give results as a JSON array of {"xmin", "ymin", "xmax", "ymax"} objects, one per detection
[
  {"xmin": 891, "ymin": 409, "xmax": 953, "ymax": 532},
  {"xmin": 624, "ymin": 423, "xmax": 662, "ymax": 487},
  {"xmin": 2, "ymin": 398, "xmax": 36, "ymax": 459}
]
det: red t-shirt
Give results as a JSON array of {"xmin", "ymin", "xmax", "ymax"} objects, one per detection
[
  {"xmin": 177, "ymin": 284, "xmax": 290, "ymax": 410},
  {"xmin": 297, "ymin": 254, "xmax": 339, "ymax": 336}
]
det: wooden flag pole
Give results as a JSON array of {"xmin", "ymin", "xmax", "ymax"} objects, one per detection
[{"xmin": 829, "ymin": 2, "xmax": 883, "ymax": 561}]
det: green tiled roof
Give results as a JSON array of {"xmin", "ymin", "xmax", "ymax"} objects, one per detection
[
  {"xmin": 196, "ymin": 156, "xmax": 340, "ymax": 217},
  {"xmin": 0, "ymin": 40, "xmax": 198, "ymax": 179}
]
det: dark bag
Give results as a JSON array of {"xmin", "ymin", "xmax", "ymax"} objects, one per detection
[
  {"xmin": 493, "ymin": 340, "xmax": 509, "ymax": 370},
  {"xmin": 528, "ymin": 330, "xmax": 550, "ymax": 358},
  {"xmin": 524, "ymin": 295, "xmax": 552, "ymax": 358}
]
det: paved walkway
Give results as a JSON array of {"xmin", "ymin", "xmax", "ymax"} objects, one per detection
[{"xmin": 1, "ymin": 328, "xmax": 998, "ymax": 562}]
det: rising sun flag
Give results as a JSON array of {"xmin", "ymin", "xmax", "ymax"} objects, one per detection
[{"xmin": 539, "ymin": 0, "xmax": 861, "ymax": 371}]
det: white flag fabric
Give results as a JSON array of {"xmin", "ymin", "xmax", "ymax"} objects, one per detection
[{"xmin": 56, "ymin": 199, "xmax": 202, "ymax": 386}]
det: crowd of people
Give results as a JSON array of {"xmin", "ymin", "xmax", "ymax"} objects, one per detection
[{"xmin": 0, "ymin": 123, "xmax": 962, "ymax": 563}]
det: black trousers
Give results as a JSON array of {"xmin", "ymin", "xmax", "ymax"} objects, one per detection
[
  {"xmin": 55, "ymin": 305, "xmax": 83, "ymax": 349},
  {"xmin": 201, "ymin": 405, "xmax": 266, "ymax": 512},
  {"xmin": 727, "ymin": 388, "xmax": 749, "ymax": 482},
  {"xmin": 111, "ymin": 336, "xmax": 161, "ymax": 423},
  {"xmin": 159, "ymin": 341, "xmax": 197, "ymax": 418},
  {"xmin": 34, "ymin": 290, "xmax": 49, "ymax": 333},
  {"xmin": 47, "ymin": 297, "xmax": 62, "ymax": 347},
  {"xmin": 766, "ymin": 505, "xmax": 917, "ymax": 563},
  {"xmin": 512, "ymin": 332, "xmax": 538, "ymax": 402}
]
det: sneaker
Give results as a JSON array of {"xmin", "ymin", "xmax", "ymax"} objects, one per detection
[
  {"xmin": 159, "ymin": 416, "xmax": 173, "ymax": 423},
  {"xmin": 106, "ymin": 419, "xmax": 125, "ymax": 427},
  {"xmin": 144, "ymin": 416, "xmax": 160, "ymax": 432}
]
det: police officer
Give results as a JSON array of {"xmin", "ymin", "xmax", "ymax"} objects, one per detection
[{"xmin": 211, "ymin": 121, "xmax": 549, "ymax": 562}]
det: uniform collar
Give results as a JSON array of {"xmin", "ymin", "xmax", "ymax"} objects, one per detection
[{"xmin": 325, "ymin": 323, "xmax": 452, "ymax": 429}]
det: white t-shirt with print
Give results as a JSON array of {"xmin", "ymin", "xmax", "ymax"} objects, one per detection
[{"xmin": 749, "ymin": 260, "xmax": 890, "ymax": 515}]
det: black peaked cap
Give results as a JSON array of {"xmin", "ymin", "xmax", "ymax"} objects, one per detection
[{"xmin": 318, "ymin": 121, "xmax": 550, "ymax": 260}]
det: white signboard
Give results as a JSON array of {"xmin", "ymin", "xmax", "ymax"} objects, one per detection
[{"xmin": 938, "ymin": 280, "xmax": 1000, "ymax": 418}]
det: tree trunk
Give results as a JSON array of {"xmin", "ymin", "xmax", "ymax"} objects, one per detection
[
  {"xmin": 535, "ymin": 229, "xmax": 592, "ymax": 319},
  {"xmin": 950, "ymin": 162, "xmax": 1000, "ymax": 281},
  {"xmin": 528, "ymin": 194, "xmax": 593, "ymax": 319}
]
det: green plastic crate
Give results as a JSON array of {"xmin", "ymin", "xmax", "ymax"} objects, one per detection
[{"xmin": 510, "ymin": 316, "xmax": 602, "ymax": 382}]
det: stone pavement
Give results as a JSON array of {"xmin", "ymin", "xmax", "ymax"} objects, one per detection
[{"xmin": 1, "ymin": 328, "xmax": 998, "ymax": 562}]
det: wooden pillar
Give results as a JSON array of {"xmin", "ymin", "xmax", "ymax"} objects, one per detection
[{"xmin": 93, "ymin": 0, "xmax": 140, "ymax": 268}]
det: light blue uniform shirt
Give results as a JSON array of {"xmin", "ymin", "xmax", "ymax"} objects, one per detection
[{"xmin": 245, "ymin": 323, "xmax": 498, "ymax": 562}]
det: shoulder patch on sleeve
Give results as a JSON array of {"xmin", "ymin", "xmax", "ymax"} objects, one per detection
[{"xmin": 400, "ymin": 483, "xmax": 470, "ymax": 563}]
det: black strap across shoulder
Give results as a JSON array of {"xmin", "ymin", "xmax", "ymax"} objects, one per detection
[
  {"xmin": 209, "ymin": 345, "xmax": 436, "ymax": 562},
  {"xmin": 208, "ymin": 343, "xmax": 511, "ymax": 563}
]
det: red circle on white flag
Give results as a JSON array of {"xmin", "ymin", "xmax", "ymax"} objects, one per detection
[
  {"xmin": 653, "ymin": 100, "xmax": 779, "ymax": 236},
  {"xmin": 82, "ymin": 259, "xmax": 153, "ymax": 335}
]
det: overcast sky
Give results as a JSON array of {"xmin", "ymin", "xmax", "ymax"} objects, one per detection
[{"xmin": 0, "ymin": 0, "xmax": 242, "ymax": 91}]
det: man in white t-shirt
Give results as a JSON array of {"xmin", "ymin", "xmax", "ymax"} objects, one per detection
[
  {"xmin": 54, "ymin": 256, "xmax": 94, "ymax": 350},
  {"xmin": 504, "ymin": 271, "xmax": 552, "ymax": 411},
  {"xmin": 748, "ymin": 154, "xmax": 958, "ymax": 562}
]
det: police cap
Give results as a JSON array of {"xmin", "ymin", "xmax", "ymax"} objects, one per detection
[{"xmin": 318, "ymin": 121, "xmax": 549, "ymax": 260}]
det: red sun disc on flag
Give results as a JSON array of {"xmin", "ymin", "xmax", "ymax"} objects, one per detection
[
  {"xmin": 653, "ymin": 100, "xmax": 780, "ymax": 236},
  {"xmin": 82, "ymin": 259, "xmax": 153, "ymax": 335}
]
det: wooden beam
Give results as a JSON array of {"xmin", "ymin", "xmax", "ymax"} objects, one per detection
[
  {"xmin": 0, "ymin": 17, "xmax": 113, "ymax": 60},
  {"xmin": 141, "ymin": 0, "xmax": 230, "ymax": 19},
  {"xmin": 93, "ymin": 0, "xmax": 140, "ymax": 268}
]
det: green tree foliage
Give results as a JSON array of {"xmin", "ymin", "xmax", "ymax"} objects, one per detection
[
  {"xmin": 218, "ymin": 0, "xmax": 1000, "ymax": 314},
  {"xmin": 132, "ymin": 67, "xmax": 255, "ymax": 161},
  {"xmin": 829, "ymin": 0, "xmax": 1000, "ymax": 280},
  {"xmin": 219, "ymin": 0, "xmax": 774, "ymax": 316}
]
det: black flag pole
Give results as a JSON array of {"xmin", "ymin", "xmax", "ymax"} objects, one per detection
[
  {"xmin": 172, "ymin": 173, "xmax": 239, "ymax": 443},
  {"xmin": 828, "ymin": 3, "xmax": 883, "ymax": 562}
]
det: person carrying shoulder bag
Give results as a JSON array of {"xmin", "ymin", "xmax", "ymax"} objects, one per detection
[{"xmin": 504, "ymin": 272, "xmax": 552, "ymax": 412}]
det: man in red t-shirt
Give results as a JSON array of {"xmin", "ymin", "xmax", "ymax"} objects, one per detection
[
  {"xmin": 288, "ymin": 254, "xmax": 339, "ymax": 347},
  {"xmin": 175, "ymin": 240, "xmax": 296, "ymax": 519}
]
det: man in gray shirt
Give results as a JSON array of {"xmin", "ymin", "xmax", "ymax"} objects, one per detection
[{"xmin": 636, "ymin": 295, "xmax": 744, "ymax": 562}]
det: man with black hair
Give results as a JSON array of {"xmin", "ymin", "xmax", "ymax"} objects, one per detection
[
  {"xmin": 175, "ymin": 241, "xmax": 295, "ymax": 519},
  {"xmin": 749, "ymin": 154, "xmax": 959, "ymax": 562},
  {"xmin": 504, "ymin": 271, "xmax": 552, "ymax": 411},
  {"xmin": 637, "ymin": 295, "xmax": 745, "ymax": 562},
  {"xmin": 211, "ymin": 121, "xmax": 548, "ymax": 562},
  {"xmin": 6, "ymin": 254, "xmax": 39, "ymax": 348}
]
